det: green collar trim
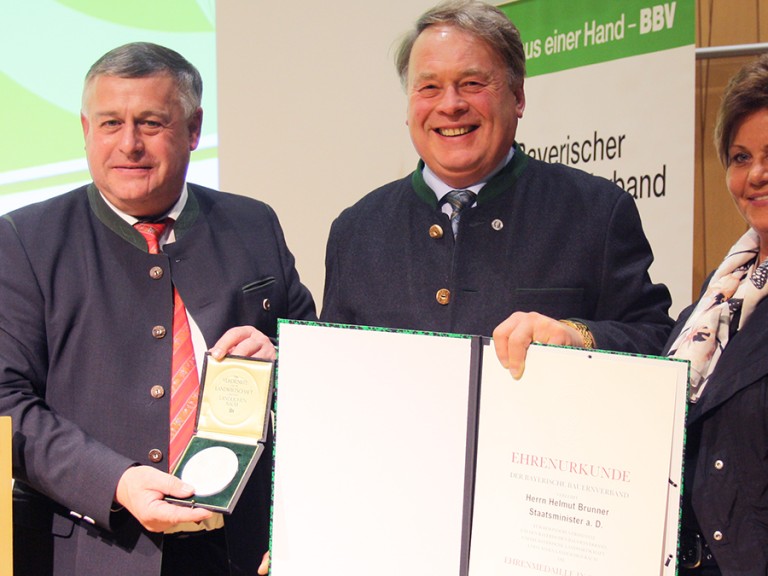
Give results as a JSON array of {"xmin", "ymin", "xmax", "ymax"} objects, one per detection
[
  {"xmin": 475, "ymin": 147, "xmax": 528, "ymax": 205},
  {"xmin": 412, "ymin": 164, "xmax": 439, "ymax": 208},
  {"xmin": 173, "ymin": 186, "xmax": 199, "ymax": 241},
  {"xmin": 87, "ymin": 184, "xmax": 146, "ymax": 250},
  {"xmin": 410, "ymin": 144, "xmax": 529, "ymax": 207},
  {"xmin": 87, "ymin": 184, "xmax": 201, "ymax": 250}
]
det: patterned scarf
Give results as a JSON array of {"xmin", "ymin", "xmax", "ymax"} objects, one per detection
[{"xmin": 669, "ymin": 228, "xmax": 768, "ymax": 402}]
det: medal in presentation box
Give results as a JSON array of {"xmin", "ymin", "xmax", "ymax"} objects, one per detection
[
  {"xmin": 166, "ymin": 353, "xmax": 274, "ymax": 513},
  {"xmin": 270, "ymin": 320, "xmax": 689, "ymax": 576}
]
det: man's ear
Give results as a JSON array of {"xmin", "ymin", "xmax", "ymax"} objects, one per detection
[
  {"xmin": 81, "ymin": 112, "xmax": 90, "ymax": 138},
  {"xmin": 188, "ymin": 107, "xmax": 203, "ymax": 151},
  {"xmin": 514, "ymin": 81, "xmax": 526, "ymax": 119}
]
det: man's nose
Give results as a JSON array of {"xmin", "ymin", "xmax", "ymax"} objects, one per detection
[
  {"xmin": 437, "ymin": 85, "xmax": 469, "ymax": 115},
  {"xmin": 119, "ymin": 123, "xmax": 144, "ymax": 155}
]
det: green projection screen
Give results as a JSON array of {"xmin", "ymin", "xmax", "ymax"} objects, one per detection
[{"xmin": 0, "ymin": 0, "xmax": 218, "ymax": 215}]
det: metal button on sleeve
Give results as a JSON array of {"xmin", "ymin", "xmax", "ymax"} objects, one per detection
[
  {"xmin": 152, "ymin": 325, "xmax": 167, "ymax": 339},
  {"xmin": 436, "ymin": 288, "xmax": 451, "ymax": 305},
  {"xmin": 429, "ymin": 224, "xmax": 444, "ymax": 239},
  {"xmin": 262, "ymin": 298, "xmax": 271, "ymax": 311},
  {"xmin": 712, "ymin": 531, "xmax": 723, "ymax": 542},
  {"xmin": 149, "ymin": 266, "xmax": 164, "ymax": 280},
  {"xmin": 491, "ymin": 219, "xmax": 504, "ymax": 231},
  {"xmin": 714, "ymin": 459, "xmax": 724, "ymax": 470},
  {"xmin": 148, "ymin": 449, "xmax": 163, "ymax": 463},
  {"xmin": 150, "ymin": 385, "xmax": 165, "ymax": 399}
]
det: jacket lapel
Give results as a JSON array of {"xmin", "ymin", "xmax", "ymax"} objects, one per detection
[{"xmin": 688, "ymin": 296, "xmax": 768, "ymax": 422}]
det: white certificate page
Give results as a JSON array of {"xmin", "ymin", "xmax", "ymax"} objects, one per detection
[
  {"xmin": 469, "ymin": 344, "xmax": 687, "ymax": 576},
  {"xmin": 272, "ymin": 322, "xmax": 476, "ymax": 576}
]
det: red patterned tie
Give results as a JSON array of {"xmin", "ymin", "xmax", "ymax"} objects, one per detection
[{"xmin": 134, "ymin": 221, "xmax": 200, "ymax": 472}]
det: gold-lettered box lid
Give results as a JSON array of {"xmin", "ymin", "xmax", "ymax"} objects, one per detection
[{"xmin": 196, "ymin": 353, "xmax": 274, "ymax": 444}]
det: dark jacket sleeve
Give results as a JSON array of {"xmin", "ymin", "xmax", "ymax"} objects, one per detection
[
  {"xmin": 0, "ymin": 214, "xmax": 134, "ymax": 529},
  {"xmin": 263, "ymin": 203, "xmax": 317, "ymax": 325},
  {"xmin": 320, "ymin": 214, "xmax": 348, "ymax": 325},
  {"xmin": 577, "ymin": 190, "xmax": 674, "ymax": 356}
]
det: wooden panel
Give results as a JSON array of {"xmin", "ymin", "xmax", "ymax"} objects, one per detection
[
  {"xmin": 0, "ymin": 416, "xmax": 11, "ymax": 576},
  {"xmin": 696, "ymin": 0, "xmax": 761, "ymax": 46},
  {"xmin": 694, "ymin": 0, "xmax": 766, "ymax": 301}
]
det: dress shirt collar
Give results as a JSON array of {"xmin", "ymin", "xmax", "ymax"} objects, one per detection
[
  {"xmin": 99, "ymin": 183, "xmax": 189, "ymax": 226},
  {"xmin": 98, "ymin": 184, "xmax": 188, "ymax": 245},
  {"xmin": 423, "ymin": 146, "xmax": 516, "ymax": 203}
]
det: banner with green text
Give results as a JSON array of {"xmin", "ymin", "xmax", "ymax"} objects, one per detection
[{"xmin": 501, "ymin": 0, "xmax": 695, "ymax": 315}]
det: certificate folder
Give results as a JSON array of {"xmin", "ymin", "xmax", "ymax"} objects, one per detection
[{"xmin": 271, "ymin": 321, "xmax": 688, "ymax": 576}]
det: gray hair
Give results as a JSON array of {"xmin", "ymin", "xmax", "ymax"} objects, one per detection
[
  {"xmin": 83, "ymin": 42, "xmax": 203, "ymax": 117},
  {"xmin": 395, "ymin": 0, "xmax": 525, "ymax": 90}
]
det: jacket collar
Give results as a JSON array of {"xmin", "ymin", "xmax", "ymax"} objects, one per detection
[
  {"xmin": 87, "ymin": 183, "xmax": 201, "ymax": 249},
  {"xmin": 411, "ymin": 143, "xmax": 529, "ymax": 208},
  {"xmin": 687, "ymin": 295, "xmax": 768, "ymax": 422}
]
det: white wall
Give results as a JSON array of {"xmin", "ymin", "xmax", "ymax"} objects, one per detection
[{"xmin": 216, "ymin": 1, "xmax": 438, "ymax": 310}]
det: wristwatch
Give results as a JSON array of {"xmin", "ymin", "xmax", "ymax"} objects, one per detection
[{"xmin": 559, "ymin": 319, "xmax": 596, "ymax": 349}]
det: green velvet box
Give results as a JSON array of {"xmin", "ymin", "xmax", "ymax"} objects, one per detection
[{"xmin": 167, "ymin": 353, "xmax": 274, "ymax": 513}]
